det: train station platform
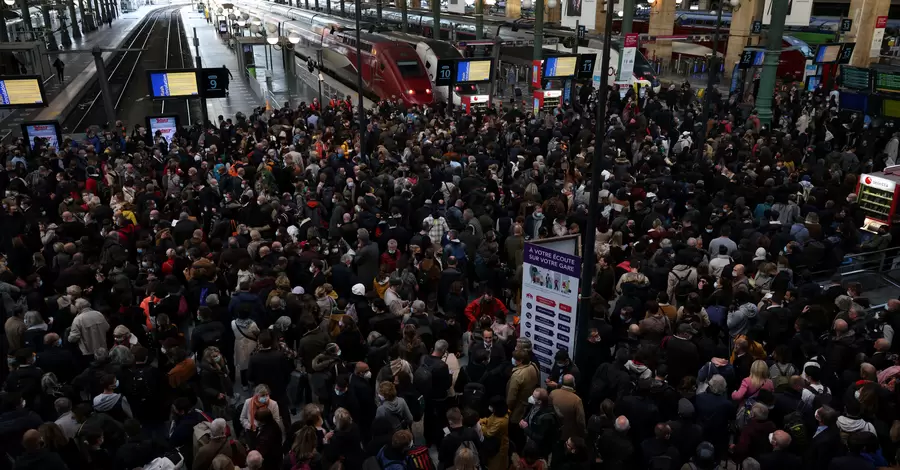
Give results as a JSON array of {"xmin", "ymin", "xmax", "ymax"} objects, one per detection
[
  {"xmin": 180, "ymin": 5, "xmax": 373, "ymax": 118},
  {"xmin": 0, "ymin": 3, "xmax": 166, "ymax": 140}
]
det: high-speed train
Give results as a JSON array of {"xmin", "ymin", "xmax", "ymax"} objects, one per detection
[
  {"xmin": 217, "ymin": 0, "xmax": 435, "ymax": 106},
  {"xmin": 257, "ymin": 1, "xmax": 660, "ymax": 91}
]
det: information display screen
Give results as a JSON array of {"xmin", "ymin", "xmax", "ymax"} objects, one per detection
[
  {"xmin": 814, "ymin": 44, "xmax": 841, "ymax": 64},
  {"xmin": 543, "ymin": 56, "xmax": 578, "ymax": 78},
  {"xmin": 455, "ymin": 59, "xmax": 492, "ymax": 83},
  {"xmin": 0, "ymin": 76, "xmax": 46, "ymax": 107},
  {"xmin": 575, "ymin": 54, "xmax": 597, "ymax": 80},
  {"xmin": 875, "ymin": 70, "xmax": 900, "ymax": 93},
  {"xmin": 148, "ymin": 70, "xmax": 199, "ymax": 98},
  {"xmin": 21, "ymin": 121, "xmax": 61, "ymax": 150},
  {"xmin": 840, "ymin": 91, "xmax": 869, "ymax": 113},
  {"xmin": 840, "ymin": 66, "xmax": 873, "ymax": 92},
  {"xmin": 884, "ymin": 99, "xmax": 900, "ymax": 118},
  {"xmin": 146, "ymin": 115, "xmax": 179, "ymax": 142}
]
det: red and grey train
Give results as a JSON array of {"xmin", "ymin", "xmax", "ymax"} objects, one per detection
[{"xmin": 229, "ymin": 0, "xmax": 434, "ymax": 106}]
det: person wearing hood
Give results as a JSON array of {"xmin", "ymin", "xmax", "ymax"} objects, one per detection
[
  {"xmin": 727, "ymin": 291, "xmax": 759, "ymax": 339},
  {"xmin": 12, "ymin": 429, "xmax": 67, "ymax": 470},
  {"xmin": 375, "ymin": 381, "xmax": 413, "ymax": 429},
  {"xmin": 836, "ymin": 399, "xmax": 877, "ymax": 438},
  {"xmin": 310, "ymin": 343, "xmax": 347, "ymax": 410},
  {"xmin": 92, "ymin": 373, "xmax": 133, "ymax": 423}
]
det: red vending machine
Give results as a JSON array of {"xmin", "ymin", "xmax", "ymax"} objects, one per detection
[
  {"xmin": 856, "ymin": 168, "xmax": 900, "ymax": 232},
  {"xmin": 532, "ymin": 89, "xmax": 562, "ymax": 114},
  {"xmin": 460, "ymin": 94, "xmax": 490, "ymax": 114}
]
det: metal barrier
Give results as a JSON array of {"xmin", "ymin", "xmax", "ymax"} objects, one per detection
[{"xmin": 811, "ymin": 245, "xmax": 900, "ymax": 310}]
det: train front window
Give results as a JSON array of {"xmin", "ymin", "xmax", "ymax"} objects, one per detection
[{"xmin": 397, "ymin": 60, "xmax": 425, "ymax": 78}]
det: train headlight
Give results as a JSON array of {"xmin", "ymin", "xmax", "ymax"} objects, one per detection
[
  {"xmin": 407, "ymin": 89, "xmax": 416, "ymax": 95},
  {"xmin": 425, "ymin": 89, "xmax": 432, "ymax": 94}
]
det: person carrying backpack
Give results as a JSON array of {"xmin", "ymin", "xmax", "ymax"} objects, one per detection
[
  {"xmin": 374, "ymin": 429, "xmax": 436, "ymax": 470},
  {"xmin": 666, "ymin": 264, "xmax": 697, "ymax": 306}
]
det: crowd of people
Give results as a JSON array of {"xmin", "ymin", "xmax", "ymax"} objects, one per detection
[{"xmin": 0, "ymin": 75, "xmax": 896, "ymax": 470}]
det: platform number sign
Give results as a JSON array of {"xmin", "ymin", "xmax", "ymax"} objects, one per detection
[
  {"xmin": 577, "ymin": 25, "xmax": 586, "ymax": 40},
  {"xmin": 435, "ymin": 59, "xmax": 455, "ymax": 87},
  {"xmin": 739, "ymin": 50, "xmax": 755, "ymax": 69},
  {"xmin": 837, "ymin": 43, "xmax": 856, "ymax": 64},
  {"xmin": 751, "ymin": 20, "xmax": 762, "ymax": 34},
  {"xmin": 575, "ymin": 53, "xmax": 597, "ymax": 80},
  {"xmin": 200, "ymin": 68, "xmax": 227, "ymax": 98},
  {"xmin": 840, "ymin": 18, "xmax": 852, "ymax": 32}
]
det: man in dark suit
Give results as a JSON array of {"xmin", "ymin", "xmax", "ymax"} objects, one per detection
[
  {"xmin": 468, "ymin": 328, "xmax": 506, "ymax": 367},
  {"xmin": 34, "ymin": 333, "xmax": 77, "ymax": 383},
  {"xmin": 806, "ymin": 405, "xmax": 846, "ymax": 470},
  {"xmin": 330, "ymin": 254, "xmax": 359, "ymax": 299},
  {"xmin": 661, "ymin": 323, "xmax": 700, "ymax": 387},
  {"xmin": 758, "ymin": 430, "xmax": 802, "ymax": 470},
  {"xmin": 348, "ymin": 362, "xmax": 375, "ymax": 439}
]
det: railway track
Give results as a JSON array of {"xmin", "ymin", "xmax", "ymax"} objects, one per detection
[{"xmin": 62, "ymin": 6, "xmax": 200, "ymax": 132}]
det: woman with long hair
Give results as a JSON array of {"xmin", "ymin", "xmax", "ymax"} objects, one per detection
[
  {"xmin": 732, "ymin": 360, "xmax": 774, "ymax": 402},
  {"xmin": 254, "ymin": 408, "xmax": 283, "ymax": 470},
  {"xmin": 284, "ymin": 426, "xmax": 323, "ymax": 470},
  {"xmin": 199, "ymin": 346, "xmax": 233, "ymax": 419},
  {"xmin": 398, "ymin": 324, "xmax": 426, "ymax": 367}
]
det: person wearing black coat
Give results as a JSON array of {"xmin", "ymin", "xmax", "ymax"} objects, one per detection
[
  {"xmin": 5, "ymin": 351, "xmax": 44, "ymax": 410},
  {"xmin": 348, "ymin": 363, "xmax": 376, "ymax": 440},
  {"xmin": 693, "ymin": 377, "xmax": 733, "ymax": 459},
  {"xmin": 13, "ymin": 430, "xmax": 67, "ymax": 470},
  {"xmin": 806, "ymin": 406, "xmax": 846, "ymax": 470},
  {"xmin": 437, "ymin": 408, "xmax": 481, "ymax": 469},
  {"xmin": 757, "ymin": 431, "xmax": 803, "ymax": 470},
  {"xmin": 0, "ymin": 394, "xmax": 44, "ymax": 464},
  {"xmin": 322, "ymin": 413, "xmax": 364, "ymax": 470},
  {"xmin": 826, "ymin": 431, "xmax": 874, "ymax": 470},
  {"xmin": 329, "ymin": 258, "xmax": 359, "ymax": 299},
  {"xmin": 613, "ymin": 381, "xmax": 660, "ymax": 441},
  {"xmin": 660, "ymin": 324, "xmax": 700, "ymax": 387},
  {"xmin": 34, "ymin": 334, "xmax": 77, "ymax": 384},
  {"xmin": 666, "ymin": 399, "xmax": 704, "ymax": 465},
  {"xmin": 329, "ymin": 375, "xmax": 360, "ymax": 421},
  {"xmin": 247, "ymin": 331, "xmax": 294, "ymax": 429}
]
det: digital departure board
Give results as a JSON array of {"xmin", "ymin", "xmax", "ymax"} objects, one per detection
[
  {"xmin": 146, "ymin": 115, "xmax": 179, "ymax": 142},
  {"xmin": 0, "ymin": 76, "xmax": 47, "ymax": 108},
  {"xmin": 814, "ymin": 44, "xmax": 841, "ymax": 64},
  {"xmin": 543, "ymin": 56, "xmax": 578, "ymax": 78},
  {"xmin": 455, "ymin": 59, "xmax": 492, "ymax": 83},
  {"xmin": 884, "ymin": 99, "xmax": 900, "ymax": 118},
  {"xmin": 148, "ymin": 70, "xmax": 200, "ymax": 98},
  {"xmin": 575, "ymin": 54, "xmax": 597, "ymax": 80},
  {"xmin": 875, "ymin": 70, "xmax": 900, "ymax": 93},
  {"xmin": 840, "ymin": 66, "xmax": 873, "ymax": 92}
]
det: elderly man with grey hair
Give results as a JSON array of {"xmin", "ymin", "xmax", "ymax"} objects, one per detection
[
  {"xmin": 245, "ymin": 451, "xmax": 263, "ymax": 470},
  {"xmin": 193, "ymin": 418, "xmax": 247, "ymax": 470},
  {"xmin": 694, "ymin": 374, "xmax": 733, "ymax": 457},
  {"xmin": 68, "ymin": 298, "xmax": 109, "ymax": 357},
  {"xmin": 330, "ymin": 252, "xmax": 358, "ymax": 299}
]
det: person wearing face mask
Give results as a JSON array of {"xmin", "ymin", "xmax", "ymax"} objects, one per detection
[
  {"xmin": 519, "ymin": 388, "xmax": 558, "ymax": 460},
  {"xmin": 547, "ymin": 350, "xmax": 581, "ymax": 391},
  {"xmin": 507, "ymin": 349, "xmax": 540, "ymax": 452},
  {"xmin": 197, "ymin": 347, "xmax": 232, "ymax": 420},
  {"xmin": 34, "ymin": 333, "xmax": 76, "ymax": 384},
  {"xmin": 247, "ymin": 330, "xmax": 294, "ymax": 431},
  {"xmin": 91, "ymin": 373, "xmax": 132, "ymax": 423},
  {"xmin": 348, "ymin": 362, "xmax": 375, "ymax": 438},
  {"xmin": 240, "ymin": 384, "xmax": 285, "ymax": 437}
]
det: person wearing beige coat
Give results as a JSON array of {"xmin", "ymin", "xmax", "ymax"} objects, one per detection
[
  {"xmin": 549, "ymin": 374, "xmax": 586, "ymax": 441},
  {"xmin": 506, "ymin": 349, "xmax": 540, "ymax": 424}
]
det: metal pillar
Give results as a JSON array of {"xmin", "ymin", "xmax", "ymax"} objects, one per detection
[
  {"xmin": 193, "ymin": 28, "xmax": 209, "ymax": 127},
  {"xmin": 376, "ymin": 0, "xmax": 382, "ymax": 23},
  {"xmin": 621, "ymin": 0, "xmax": 634, "ymax": 33},
  {"xmin": 533, "ymin": 0, "xmax": 543, "ymax": 61},
  {"xmin": 92, "ymin": 47, "xmax": 116, "ymax": 125},
  {"xmin": 79, "ymin": 0, "xmax": 94, "ymax": 32},
  {"xmin": 340, "ymin": 0, "xmax": 344, "ymax": 14},
  {"xmin": 399, "ymin": 0, "xmax": 407, "ymax": 32},
  {"xmin": 43, "ymin": 5, "xmax": 59, "ymax": 51},
  {"xmin": 577, "ymin": 0, "xmax": 614, "ymax": 363},
  {"xmin": 698, "ymin": 6, "xmax": 722, "ymax": 156},
  {"xmin": 316, "ymin": 49, "xmax": 324, "ymax": 113},
  {"xmin": 68, "ymin": 0, "xmax": 81, "ymax": 40},
  {"xmin": 0, "ymin": 4, "xmax": 9, "ymax": 42},
  {"xmin": 475, "ymin": 0, "xmax": 483, "ymax": 39},
  {"xmin": 354, "ymin": 0, "xmax": 366, "ymax": 159},
  {"xmin": 326, "ymin": 0, "xmax": 331, "ymax": 14},
  {"xmin": 19, "ymin": 0, "xmax": 33, "ymax": 38},
  {"xmin": 93, "ymin": 0, "xmax": 102, "ymax": 26},
  {"xmin": 756, "ymin": 0, "xmax": 787, "ymax": 125},
  {"xmin": 432, "ymin": 0, "xmax": 440, "ymax": 39},
  {"xmin": 573, "ymin": 19, "xmax": 579, "ymax": 53}
]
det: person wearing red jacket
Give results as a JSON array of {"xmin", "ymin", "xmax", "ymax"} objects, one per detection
[{"xmin": 464, "ymin": 290, "xmax": 509, "ymax": 331}]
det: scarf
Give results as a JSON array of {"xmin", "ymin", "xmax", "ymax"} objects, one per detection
[{"xmin": 248, "ymin": 394, "xmax": 270, "ymax": 431}]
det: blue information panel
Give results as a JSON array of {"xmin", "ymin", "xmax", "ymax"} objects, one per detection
[
  {"xmin": 454, "ymin": 59, "xmax": 493, "ymax": 83},
  {"xmin": 543, "ymin": 56, "xmax": 578, "ymax": 78},
  {"xmin": 148, "ymin": 70, "xmax": 200, "ymax": 98},
  {"xmin": 0, "ymin": 76, "xmax": 46, "ymax": 108}
]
